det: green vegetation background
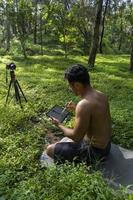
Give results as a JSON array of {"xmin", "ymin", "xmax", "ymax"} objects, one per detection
[{"xmin": 0, "ymin": 54, "xmax": 133, "ymax": 199}]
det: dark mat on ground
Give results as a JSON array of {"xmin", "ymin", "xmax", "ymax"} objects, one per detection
[{"xmin": 101, "ymin": 143, "xmax": 133, "ymax": 193}]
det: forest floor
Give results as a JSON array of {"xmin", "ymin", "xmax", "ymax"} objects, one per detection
[{"xmin": 0, "ymin": 54, "xmax": 133, "ymax": 199}]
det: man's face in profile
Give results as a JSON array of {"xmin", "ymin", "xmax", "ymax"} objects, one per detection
[{"xmin": 68, "ymin": 82, "xmax": 79, "ymax": 96}]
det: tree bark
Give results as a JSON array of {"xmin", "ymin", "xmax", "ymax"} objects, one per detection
[
  {"xmin": 88, "ymin": 0, "xmax": 103, "ymax": 69},
  {"xmin": 129, "ymin": 38, "xmax": 133, "ymax": 71},
  {"xmin": 99, "ymin": 0, "xmax": 109, "ymax": 54},
  {"xmin": 63, "ymin": 31, "xmax": 67, "ymax": 59},
  {"xmin": 34, "ymin": 1, "xmax": 37, "ymax": 44},
  {"xmin": 130, "ymin": 50, "xmax": 133, "ymax": 72},
  {"xmin": 20, "ymin": 38, "xmax": 27, "ymax": 58},
  {"xmin": 118, "ymin": 6, "xmax": 123, "ymax": 51},
  {"xmin": 40, "ymin": 9, "xmax": 43, "ymax": 55},
  {"xmin": 6, "ymin": 19, "xmax": 11, "ymax": 52}
]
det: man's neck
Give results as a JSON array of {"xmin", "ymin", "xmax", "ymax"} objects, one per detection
[{"xmin": 81, "ymin": 85, "xmax": 93, "ymax": 98}]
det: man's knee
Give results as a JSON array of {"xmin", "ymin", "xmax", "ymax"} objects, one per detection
[{"xmin": 46, "ymin": 144, "xmax": 55, "ymax": 158}]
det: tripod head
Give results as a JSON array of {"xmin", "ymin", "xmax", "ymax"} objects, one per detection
[
  {"xmin": 6, "ymin": 63, "xmax": 16, "ymax": 83},
  {"xmin": 6, "ymin": 63, "xmax": 16, "ymax": 71}
]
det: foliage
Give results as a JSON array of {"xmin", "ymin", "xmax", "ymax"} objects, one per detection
[
  {"xmin": 6, "ymin": 164, "xmax": 131, "ymax": 200},
  {"xmin": 0, "ymin": 0, "xmax": 132, "ymax": 57}
]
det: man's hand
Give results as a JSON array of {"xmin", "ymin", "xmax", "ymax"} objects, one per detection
[
  {"xmin": 51, "ymin": 117, "xmax": 60, "ymax": 127},
  {"xmin": 66, "ymin": 101, "xmax": 76, "ymax": 111}
]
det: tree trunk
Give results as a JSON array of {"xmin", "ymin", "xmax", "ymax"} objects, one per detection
[
  {"xmin": 118, "ymin": 8, "xmax": 123, "ymax": 51},
  {"xmin": 34, "ymin": 1, "xmax": 37, "ymax": 44},
  {"xmin": 130, "ymin": 52, "xmax": 133, "ymax": 72},
  {"xmin": 129, "ymin": 39, "xmax": 133, "ymax": 71},
  {"xmin": 99, "ymin": 0, "xmax": 109, "ymax": 54},
  {"xmin": 21, "ymin": 38, "xmax": 27, "ymax": 58},
  {"xmin": 6, "ymin": 19, "xmax": 11, "ymax": 52},
  {"xmin": 40, "ymin": 10, "xmax": 43, "ymax": 55},
  {"xmin": 88, "ymin": 0, "xmax": 103, "ymax": 69},
  {"xmin": 63, "ymin": 31, "xmax": 67, "ymax": 59}
]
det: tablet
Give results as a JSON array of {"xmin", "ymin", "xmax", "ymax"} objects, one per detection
[{"xmin": 46, "ymin": 105, "xmax": 69, "ymax": 123}]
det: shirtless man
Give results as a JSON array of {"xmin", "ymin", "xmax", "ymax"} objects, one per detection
[{"xmin": 46, "ymin": 64, "xmax": 112, "ymax": 164}]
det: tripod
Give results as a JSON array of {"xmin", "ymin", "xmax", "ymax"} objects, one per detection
[{"xmin": 6, "ymin": 70, "xmax": 27, "ymax": 108}]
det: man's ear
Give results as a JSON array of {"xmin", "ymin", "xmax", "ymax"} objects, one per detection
[{"xmin": 74, "ymin": 82, "xmax": 82, "ymax": 89}]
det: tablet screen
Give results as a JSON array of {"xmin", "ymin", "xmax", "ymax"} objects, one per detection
[{"xmin": 46, "ymin": 105, "xmax": 69, "ymax": 123}]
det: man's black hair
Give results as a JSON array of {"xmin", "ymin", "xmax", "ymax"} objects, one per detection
[{"xmin": 65, "ymin": 64, "xmax": 90, "ymax": 85}]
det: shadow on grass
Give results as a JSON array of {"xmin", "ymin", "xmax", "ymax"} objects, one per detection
[
  {"xmin": 10, "ymin": 55, "xmax": 78, "ymax": 68},
  {"xmin": 94, "ymin": 61, "xmax": 133, "ymax": 79}
]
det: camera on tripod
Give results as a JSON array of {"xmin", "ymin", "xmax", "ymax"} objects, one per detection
[
  {"xmin": 5, "ymin": 62, "xmax": 27, "ymax": 108},
  {"xmin": 6, "ymin": 63, "xmax": 16, "ymax": 71}
]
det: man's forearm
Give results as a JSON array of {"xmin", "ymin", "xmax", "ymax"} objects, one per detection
[{"xmin": 58, "ymin": 124, "xmax": 74, "ymax": 139}]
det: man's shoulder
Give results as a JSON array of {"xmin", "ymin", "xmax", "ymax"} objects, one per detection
[
  {"xmin": 95, "ymin": 90, "xmax": 108, "ymax": 100},
  {"xmin": 94, "ymin": 90, "xmax": 109, "ymax": 109},
  {"xmin": 76, "ymin": 99, "xmax": 91, "ymax": 117},
  {"xmin": 76, "ymin": 99, "xmax": 91, "ymax": 111},
  {"xmin": 77, "ymin": 99, "xmax": 90, "ymax": 106}
]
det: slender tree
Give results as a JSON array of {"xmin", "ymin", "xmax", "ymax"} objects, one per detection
[
  {"xmin": 99, "ymin": 0, "xmax": 109, "ymax": 54},
  {"xmin": 125, "ymin": 0, "xmax": 133, "ymax": 71},
  {"xmin": 33, "ymin": 0, "xmax": 38, "ymax": 44},
  {"xmin": 39, "ymin": 7, "xmax": 43, "ymax": 55},
  {"xmin": 5, "ymin": 19, "xmax": 11, "ymax": 52},
  {"xmin": 129, "ymin": 29, "xmax": 133, "ymax": 71},
  {"xmin": 88, "ymin": 0, "xmax": 103, "ymax": 69},
  {"xmin": 118, "ymin": 2, "xmax": 126, "ymax": 51}
]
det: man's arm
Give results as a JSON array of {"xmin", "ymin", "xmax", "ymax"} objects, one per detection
[{"xmin": 53, "ymin": 100, "xmax": 91, "ymax": 142}]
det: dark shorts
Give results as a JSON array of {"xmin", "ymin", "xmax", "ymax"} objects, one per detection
[{"xmin": 54, "ymin": 140, "xmax": 111, "ymax": 165}]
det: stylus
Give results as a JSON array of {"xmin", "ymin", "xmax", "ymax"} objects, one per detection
[{"xmin": 61, "ymin": 107, "xmax": 67, "ymax": 114}]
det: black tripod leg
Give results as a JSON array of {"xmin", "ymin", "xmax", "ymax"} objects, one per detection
[
  {"xmin": 14, "ymin": 81, "xmax": 23, "ymax": 108},
  {"xmin": 6, "ymin": 80, "xmax": 12, "ymax": 104},
  {"xmin": 14, "ymin": 81, "xmax": 19, "ymax": 101},
  {"xmin": 16, "ymin": 80, "xmax": 27, "ymax": 102}
]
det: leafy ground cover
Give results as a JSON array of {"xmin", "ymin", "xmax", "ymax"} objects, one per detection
[{"xmin": 0, "ymin": 54, "xmax": 133, "ymax": 199}]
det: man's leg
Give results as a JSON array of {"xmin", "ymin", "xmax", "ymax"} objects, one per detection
[
  {"xmin": 47, "ymin": 140, "xmax": 84, "ymax": 164},
  {"xmin": 46, "ymin": 137, "xmax": 73, "ymax": 159},
  {"xmin": 46, "ymin": 144, "xmax": 56, "ymax": 158},
  {"xmin": 46, "ymin": 140, "xmax": 111, "ymax": 165}
]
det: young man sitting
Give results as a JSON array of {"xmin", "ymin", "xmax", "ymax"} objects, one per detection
[{"xmin": 46, "ymin": 64, "xmax": 112, "ymax": 165}]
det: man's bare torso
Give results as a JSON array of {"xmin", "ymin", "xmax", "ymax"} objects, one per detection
[{"xmin": 81, "ymin": 89, "xmax": 112, "ymax": 149}]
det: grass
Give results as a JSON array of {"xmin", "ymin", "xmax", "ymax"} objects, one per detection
[{"xmin": 0, "ymin": 54, "xmax": 133, "ymax": 199}]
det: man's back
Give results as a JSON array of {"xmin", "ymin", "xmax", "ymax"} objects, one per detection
[{"xmin": 82, "ymin": 89, "xmax": 112, "ymax": 149}]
